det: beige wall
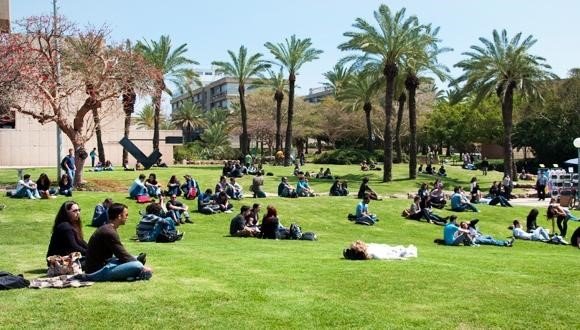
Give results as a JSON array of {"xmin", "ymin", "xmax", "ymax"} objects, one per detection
[
  {"xmin": 0, "ymin": 0, "xmax": 9, "ymax": 33},
  {"xmin": 0, "ymin": 112, "xmax": 180, "ymax": 167}
]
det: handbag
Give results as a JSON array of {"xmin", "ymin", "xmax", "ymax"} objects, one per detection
[{"xmin": 46, "ymin": 252, "xmax": 83, "ymax": 277}]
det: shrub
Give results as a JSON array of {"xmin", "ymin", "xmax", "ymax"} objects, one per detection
[{"xmin": 313, "ymin": 149, "xmax": 383, "ymax": 165}]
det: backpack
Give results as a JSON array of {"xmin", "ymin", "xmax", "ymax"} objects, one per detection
[
  {"xmin": 136, "ymin": 214, "xmax": 160, "ymax": 242},
  {"xmin": 0, "ymin": 271, "xmax": 30, "ymax": 290},
  {"xmin": 186, "ymin": 187, "xmax": 198, "ymax": 200},
  {"xmin": 156, "ymin": 229, "xmax": 183, "ymax": 243},
  {"xmin": 300, "ymin": 232, "xmax": 317, "ymax": 241},
  {"xmin": 136, "ymin": 195, "xmax": 152, "ymax": 203},
  {"xmin": 60, "ymin": 157, "xmax": 68, "ymax": 170},
  {"xmin": 290, "ymin": 223, "xmax": 302, "ymax": 240}
]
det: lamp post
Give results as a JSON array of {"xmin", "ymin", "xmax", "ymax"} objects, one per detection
[{"xmin": 574, "ymin": 138, "xmax": 580, "ymax": 209}]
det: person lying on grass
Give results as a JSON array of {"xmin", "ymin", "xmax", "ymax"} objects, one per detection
[
  {"xmin": 342, "ymin": 240, "xmax": 417, "ymax": 260},
  {"xmin": 510, "ymin": 219, "xmax": 564, "ymax": 243},
  {"xmin": 82, "ymin": 203, "xmax": 152, "ymax": 282},
  {"xmin": 463, "ymin": 219, "xmax": 513, "ymax": 247}
]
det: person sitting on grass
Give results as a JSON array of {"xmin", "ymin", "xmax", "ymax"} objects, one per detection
[
  {"xmin": 450, "ymin": 186, "xmax": 479, "ymax": 212},
  {"xmin": 342, "ymin": 240, "xmax": 418, "ymax": 260},
  {"xmin": 278, "ymin": 177, "xmax": 297, "ymax": 198},
  {"xmin": 429, "ymin": 186, "xmax": 447, "ymax": 209},
  {"xmin": 251, "ymin": 172, "xmax": 266, "ymax": 198},
  {"xmin": 469, "ymin": 177, "xmax": 482, "ymax": 203},
  {"xmin": 329, "ymin": 179, "xmax": 349, "ymax": 196},
  {"xmin": 355, "ymin": 195, "xmax": 378, "ymax": 225},
  {"xmin": 296, "ymin": 174, "xmax": 315, "ymax": 197},
  {"xmin": 260, "ymin": 205, "xmax": 289, "ymax": 239},
  {"xmin": 511, "ymin": 219, "xmax": 552, "ymax": 242},
  {"xmin": 197, "ymin": 188, "xmax": 220, "ymax": 215},
  {"xmin": 181, "ymin": 174, "xmax": 200, "ymax": 199},
  {"xmin": 405, "ymin": 196, "xmax": 447, "ymax": 225},
  {"xmin": 215, "ymin": 191, "xmax": 234, "ymax": 213},
  {"xmin": 215, "ymin": 175, "xmax": 229, "ymax": 195},
  {"xmin": 357, "ymin": 177, "xmax": 380, "ymax": 200},
  {"xmin": 442, "ymin": 215, "xmax": 473, "ymax": 246},
  {"xmin": 487, "ymin": 181, "xmax": 512, "ymax": 207},
  {"xmin": 129, "ymin": 174, "xmax": 148, "ymax": 199},
  {"xmin": 228, "ymin": 177, "xmax": 243, "ymax": 200},
  {"xmin": 36, "ymin": 173, "xmax": 56, "ymax": 199},
  {"xmin": 417, "ymin": 183, "xmax": 431, "ymax": 209},
  {"xmin": 58, "ymin": 174, "xmax": 73, "ymax": 197},
  {"xmin": 464, "ymin": 220, "xmax": 513, "ymax": 247},
  {"xmin": 91, "ymin": 198, "xmax": 113, "ymax": 227},
  {"xmin": 229, "ymin": 205, "xmax": 259, "ymax": 237},
  {"xmin": 136, "ymin": 202, "xmax": 182, "ymax": 242},
  {"xmin": 46, "ymin": 201, "xmax": 88, "ymax": 263},
  {"xmin": 437, "ymin": 165, "xmax": 447, "ymax": 177},
  {"xmin": 14, "ymin": 174, "xmax": 41, "ymax": 199},
  {"xmin": 82, "ymin": 203, "xmax": 152, "ymax": 282},
  {"xmin": 166, "ymin": 175, "xmax": 181, "ymax": 197},
  {"xmin": 166, "ymin": 194, "xmax": 192, "ymax": 224},
  {"xmin": 145, "ymin": 173, "xmax": 162, "ymax": 198},
  {"xmin": 570, "ymin": 226, "xmax": 580, "ymax": 248},
  {"xmin": 246, "ymin": 203, "xmax": 261, "ymax": 227}
]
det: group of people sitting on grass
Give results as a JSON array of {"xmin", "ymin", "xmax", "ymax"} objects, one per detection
[
  {"xmin": 46, "ymin": 200, "xmax": 152, "ymax": 282},
  {"xmin": 417, "ymin": 163, "xmax": 447, "ymax": 177},
  {"xmin": 128, "ymin": 173, "xmax": 201, "ymax": 200},
  {"xmin": 229, "ymin": 203, "xmax": 311, "ymax": 240},
  {"xmin": 10, "ymin": 173, "xmax": 73, "ymax": 199}
]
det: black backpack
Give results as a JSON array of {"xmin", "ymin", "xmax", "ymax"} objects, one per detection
[
  {"xmin": 60, "ymin": 157, "xmax": 68, "ymax": 170},
  {"xmin": 289, "ymin": 223, "xmax": 302, "ymax": 240},
  {"xmin": 0, "ymin": 271, "xmax": 29, "ymax": 290},
  {"xmin": 300, "ymin": 232, "xmax": 317, "ymax": 241}
]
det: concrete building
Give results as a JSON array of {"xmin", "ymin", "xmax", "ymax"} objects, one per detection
[
  {"xmin": 171, "ymin": 76, "xmax": 252, "ymax": 113},
  {"xmin": 303, "ymin": 86, "xmax": 333, "ymax": 103},
  {"xmin": 0, "ymin": 0, "xmax": 9, "ymax": 33}
]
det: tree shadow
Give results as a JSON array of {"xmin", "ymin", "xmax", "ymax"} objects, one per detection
[{"xmin": 26, "ymin": 268, "xmax": 47, "ymax": 275}]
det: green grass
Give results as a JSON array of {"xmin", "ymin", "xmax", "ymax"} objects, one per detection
[{"xmin": 0, "ymin": 164, "xmax": 578, "ymax": 329}]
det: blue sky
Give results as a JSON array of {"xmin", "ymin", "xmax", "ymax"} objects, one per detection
[{"xmin": 10, "ymin": 0, "xmax": 580, "ymax": 111}]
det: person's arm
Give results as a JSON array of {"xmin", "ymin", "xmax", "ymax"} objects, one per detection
[
  {"xmin": 62, "ymin": 225, "xmax": 88, "ymax": 255},
  {"xmin": 105, "ymin": 228, "xmax": 135, "ymax": 263}
]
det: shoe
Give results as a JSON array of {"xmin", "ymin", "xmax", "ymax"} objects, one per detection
[
  {"xmin": 138, "ymin": 270, "xmax": 152, "ymax": 281},
  {"xmin": 506, "ymin": 238, "xmax": 514, "ymax": 247},
  {"xmin": 179, "ymin": 219, "xmax": 186, "ymax": 225},
  {"xmin": 137, "ymin": 253, "xmax": 147, "ymax": 265},
  {"xmin": 224, "ymin": 210, "xmax": 233, "ymax": 214},
  {"xmin": 185, "ymin": 218, "xmax": 193, "ymax": 224},
  {"xmin": 176, "ymin": 232, "xmax": 184, "ymax": 241}
]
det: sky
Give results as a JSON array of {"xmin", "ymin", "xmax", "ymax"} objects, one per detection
[{"xmin": 9, "ymin": 0, "xmax": 580, "ymax": 114}]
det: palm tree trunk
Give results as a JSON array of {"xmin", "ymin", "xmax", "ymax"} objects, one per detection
[
  {"xmin": 152, "ymin": 93, "xmax": 161, "ymax": 151},
  {"xmin": 406, "ymin": 75, "xmax": 419, "ymax": 179},
  {"xmin": 284, "ymin": 73, "xmax": 296, "ymax": 166},
  {"xmin": 122, "ymin": 88, "xmax": 136, "ymax": 166},
  {"xmin": 501, "ymin": 86, "xmax": 515, "ymax": 178},
  {"xmin": 275, "ymin": 91, "xmax": 284, "ymax": 152},
  {"xmin": 239, "ymin": 85, "xmax": 249, "ymax": 155},
  {"xmin": 92, "ymin": 108, "xmax": 106, "ymax": 163},
  {"xmin": 394, "ymin": 92, "xmax": 406, "ymax": 163},
  {"xmin": 382, "ymin": 64, "xmax": 398, "ymax": 182},
  {"xmin": 363, "ymin": 102, "xmax": 373, "ymax": 153}
]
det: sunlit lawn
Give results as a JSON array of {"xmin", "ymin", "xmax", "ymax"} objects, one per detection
[{"xmin": 0, "ymin": 163, "xmax": 578, "ymax": 329}]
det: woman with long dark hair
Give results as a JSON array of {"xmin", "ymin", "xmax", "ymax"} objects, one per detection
[
  {"xmin": 36, "ymin": 173, "xmax": 56, "ymax": 199},
  {"xmin": 46, "ymin": 201, "xmax": 88, "ymax": 260}
]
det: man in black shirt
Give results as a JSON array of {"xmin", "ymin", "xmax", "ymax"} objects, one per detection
[{"xmin": 229, "ymin": 205, "xmax": 257, "ymax": 237}]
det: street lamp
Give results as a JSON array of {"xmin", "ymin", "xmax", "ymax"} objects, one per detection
[{"xmin": 574, "ymin": 138, "xmax": 580, "ymax": 209}]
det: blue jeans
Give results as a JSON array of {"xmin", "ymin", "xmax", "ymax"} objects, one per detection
[
  {"xmin": 475, "ymin": 235, "xmax": 508, "ymax": 246},
  {"xmin": 85, "ymin": 258, "xmax": 145, "ymax": 282},
  {"xmin": 67, "ymin": 169, "xmax": 75, "ymax": 186},
  {"xmin": 15, "ymin": 187, "xmax": 40, "ymax": 199},
  {"xmin": 130, "ymin": 186, "xmax": 148, "ymax": 198},
  {"xmin": 453, "ymin": 203, "xmax": 479, "ymax": 212},
  {"xmin": 356, "ymin": 214, "xmax": 377, "ymax": 225},
  {"xmin": 489, "ymin": 196, "xmax": 512, "ymax": 207}
]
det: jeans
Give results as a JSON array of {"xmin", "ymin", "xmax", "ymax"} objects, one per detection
[
  {"xmin": 537, "ymin": 185, "xmax": 546, "ymax": 200},
  {"xmin": 15, "ymin": 187, "xmax": 40, "ymax": 199},
  {"xmin": 489, "ymin": 196, "xmax": 512, "ymax": 207},
  {"xmin": 85, "ymin": 259, "xmax": 145, "ymax": 282},
  {"xmin": 557, "ymin": 216, "xmax": 568, "ymax": 237},
  {"xmin": 453, "ymin": 203, "xmax": 479, "ymax": 212},
  {"xmin": 130, "ymin": 186, "xmax": 148, "ymax": 198},
  {"xmin": 147, "ymin": 186, "xmax": 161, "ymax": 197},
  {"xmin": 531, "ymin": 227, "xmax": 550, "ymax": 241},
  {"xmin": 67, "ymin": 169, "xmax": 75, "ymax": 186},
  {"xmin": 475, "ymin": 235, "xmax": 508, "ymax": 246},
  {"xmin": 168, "ymin": 209, "xmax": 189, "ymax": 222},
  {"xmin": 450, "ymin": 233, "xmax": 473, "ymax": 246},
  {"xmin": 167, "ymin": 186, "xmax": 181, "ymax": 196},
  {"xmin": 356, "ymin": 214, "xmax": 377, "ymax": 225}
]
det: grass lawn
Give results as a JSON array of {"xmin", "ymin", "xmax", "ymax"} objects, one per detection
[{"xmin": 0, "ymin": 164, "xmax": 578, "ymax": 329}]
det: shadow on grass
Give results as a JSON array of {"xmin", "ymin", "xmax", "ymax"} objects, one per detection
[{"xmin": 26, "ymin": 268, "xmax": 47, "ymax": 275}]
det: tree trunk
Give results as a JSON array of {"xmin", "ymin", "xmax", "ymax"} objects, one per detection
[
  {"xmin": 92, "ymin": 108, "xmax": 106, "ymax": 164},
  {"xmin": 363, "ymin": 102, "xmax": 374, "ymax": 153},
  {"xmin": 501, "ymin": 85, "xmax": 515, "ymax": 179},
  {"xmin": 284, "ymin": 73, "xmax": 296, "ymax": 166},
  {"xmin": 274, "ymin": 90, "xmax": 284, "ymax": 152},
  {"xmin": 394, "ymin": 92, "xmax": 406, "ymax": 163},
  {"xmin": 317, "ymin": 138, "xmax": 322, "ymax": 153},
  {"xmin": 239, "ymin": 84, "xmax": 249, "ymax": 155},
  {"xmin": 122, "ymin": 88, "xmax": 136, "ymax": 166},
  {"xmin": 152, "ymin": 93, "xmax": 161, "ymax": 151},
  {"xmin": 382, "ymin": 63, "xmax": 398, "ymax": 182},
  {"xmin": 406, "ymin": 75, "xmax": 419, "ymax": 179}
]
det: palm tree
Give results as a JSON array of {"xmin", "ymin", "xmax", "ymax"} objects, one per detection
[
  {"xmin": 135, "ymin": 104, "xmax": 156, "ymax": 129},
  {"xmin": 212, "ymin": 45, "xmax": 269, "ymax": 155},
  {"xmin": 171, "ymin": 101, "xmax": 207, "ymax": 143},
  {"xmin": 253, "ymin": 67, "xmax": 289, "ymax": 152},
  {"xmin": 336, "ymin": 70, "xmax": 381, "ymax": 152},
  {"xmin": 265, "ymin": 35, "xmax": 323, "ymax": 166},
  {"xmin": 454, "ymin": 29, "xmax": 557, "ymax": 178},
  {"xmin": 135, "ymin": 35, "xmax": 198, "ymax": 151},
  {"xmin": 339, "ymin": 5, "xmax": 423, "ymax": 182},
  {"xmin": 403, "ymin": 24, "xmax": 451, "ymax": 179},
  {"xmin": 323, "ymin": 63, "xmax": 353, "ymax": 95}
]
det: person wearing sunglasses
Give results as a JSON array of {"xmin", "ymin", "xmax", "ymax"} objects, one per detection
[{"xmin": 46, "ymin": 201, "xmax": 88, "ymax": 264}]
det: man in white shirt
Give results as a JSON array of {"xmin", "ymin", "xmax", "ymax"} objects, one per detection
[{"xmin": 15, "ymin": 174, "xmax": 40, "ymax": 199}]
